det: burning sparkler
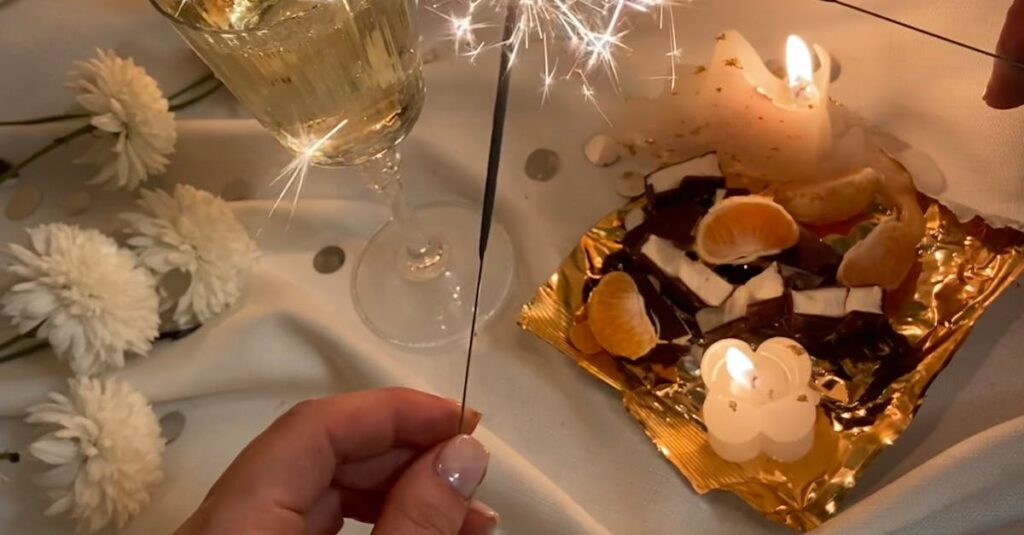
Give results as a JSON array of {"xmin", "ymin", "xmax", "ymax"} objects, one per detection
[{"xmin": 433, "ymin": 0, "xmax": 688, "ymax": 100}]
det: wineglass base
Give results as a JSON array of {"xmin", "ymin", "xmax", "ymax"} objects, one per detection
[{"xmin": 352, "ymin": 201, "xmax": 515, "ymax": 347}]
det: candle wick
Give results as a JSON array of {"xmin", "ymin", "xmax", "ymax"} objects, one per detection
[{"xmin": 790, "ymin": 80, "xmax": 817, "ymax": 102}]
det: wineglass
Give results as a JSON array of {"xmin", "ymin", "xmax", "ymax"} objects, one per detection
[{"xmin": 150, "ymin": 0, "xmax": 514, "ymax": 346}]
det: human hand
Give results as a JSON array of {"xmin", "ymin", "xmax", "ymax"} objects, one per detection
[
  {"xmin": 174, "ymin": 388, "xmax": 497, "ymax": 535},
  {"xmin": 986, "ymin": 0, "xmax": 1024, "ymax": 109}
]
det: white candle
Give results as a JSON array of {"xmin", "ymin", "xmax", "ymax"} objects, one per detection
[
  {"xmin": 698, "ymin": 31, "xmax": 832, "ymax": 183},
  {"xmin": 700, "ymin": 338, "xmax": 820, "ymax": 463}
]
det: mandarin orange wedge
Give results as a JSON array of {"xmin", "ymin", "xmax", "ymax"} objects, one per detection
[{"xmin": 587, "ymin": 272, "xmax": 658, "ymax": 359}]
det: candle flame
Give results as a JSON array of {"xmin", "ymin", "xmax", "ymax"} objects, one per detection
[
  {"xmin": 725, "ymin": 346, "xmax": 756, "ymax": 390},
  {"xmin": 785, "ymin": 34, "xmax": 817, "ymax": 101}
]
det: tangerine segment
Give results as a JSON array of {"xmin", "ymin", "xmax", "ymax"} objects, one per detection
[
  {"xmin": 775, "ymin": 167, "xmax": 880, "ymax": 225},
  {"xmin": 569, "ymin": 322, "xmax": 603, "ymax": 355},
  {"xmin": 587, "ymin": 272, "xmax": 658, "ymax": 359},
  {"xmin": 837, "ymin": 218, "xmax": 919, "ymax": 289},
  {"xmin": 695, "ymin": 196, "xmax": 800, "ymax": 265}
]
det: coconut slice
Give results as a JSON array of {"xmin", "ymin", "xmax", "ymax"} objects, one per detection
[
  {"xmin": 845, "ymin": 286, "xmax": 884, "ymax": 314},
  {"xmin": 696, "ymin": 263, "xmax": 785, "ymax": 333},
  {"xmin": 695, "ymin": 195, "xmax": 800, "ymax": 265},
  {"xmin": 792, "ymin": 287, "xmax": 849, "ymax": 317},
  {"xmin": 645, "ymin": 152, "xmax": 722, "ymax": 194},
  {"xmin": 640, "ymin": 236, "xmax": 733, "ymax": 307},
  {"xmin": 587, "ymin": 272, "xmax": 658, "ymax": 359}
]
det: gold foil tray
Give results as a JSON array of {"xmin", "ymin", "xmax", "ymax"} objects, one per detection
[{"xmin": 519, "ymin": 198, "xmax": 1024, "ymax": 531}]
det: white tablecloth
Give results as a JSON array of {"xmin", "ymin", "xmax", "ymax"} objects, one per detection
[{"xmin": 1, "ymin": 1, "xmax": 1023, "ymax": 534}]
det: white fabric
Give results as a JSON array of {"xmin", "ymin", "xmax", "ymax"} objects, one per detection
[{"xmin": 1, "ymin": 1, "xmax": 1023, "ymax": 534}]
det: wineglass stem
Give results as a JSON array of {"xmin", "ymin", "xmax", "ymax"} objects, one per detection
[{"xmin": 360, "ymin": 148, "xmax": 446, "ymax": 281}]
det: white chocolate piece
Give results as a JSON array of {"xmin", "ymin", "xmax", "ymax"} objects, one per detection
[
  {"xmin": 645, "ymin": 152, "xmax": 722, "ymax": 194},
  {"xmin": 696, "ymin": 263, "xmax": 784, "ymax": 332},
  {"xmin": 792, "ymin": 287, "xmax": 849, "ymax": 317},
  {"xmin": 584, "ymin": 134, "xmax": 622, "ymax": 167},
  {"xmin": 641, "ymin": 236, "xmax": 733, "ymax": 306},
  {"xmin": 845, "ymin": 286, "xmax": 884, "ymax": 314}
]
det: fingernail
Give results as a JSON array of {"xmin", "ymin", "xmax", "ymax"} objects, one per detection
[
  {"xmin": 469, "ymin": 499, "xmax": 501, "ymax": 526},
  {"xmin": 435, "ymin": 434, "xmax": 489, "ymax": 498}
]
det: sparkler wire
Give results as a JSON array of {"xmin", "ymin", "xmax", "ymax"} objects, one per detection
[{"xmin": 458, "ymin": 0, "xmax": 520, "ymax": 434}]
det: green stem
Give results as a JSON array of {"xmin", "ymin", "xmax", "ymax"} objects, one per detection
[
  {"xmin": 0, "ymin": 73, "xmax": 221, "ymax": 186},
  {"xmin": 0, "ymin": 340, "xmax": 48, "ymax": 365},
  {"xmin": 0, "ymin": 112, "xmax": 90, "ymax": 127},
  {"xmin": 167, "ymin": 72, "xmax": 217, "ymax": 101},
  {"xmin": 169, "ymin": 82, "xmax": 224, "ymax": 111},
  {"xmin": 0, "ymin": 451, "xmax": 20, "ymax": 463},
  {"xmin": 0, "ymin": 72, "xmax": 216, "ymax": 127},
  {"xmin": 0, "ymin": 123, "xmax": 95, "ymax": 184},
  {"xmin": 0, "ymin": 331, "xmax": 30, "ymax": 353}
]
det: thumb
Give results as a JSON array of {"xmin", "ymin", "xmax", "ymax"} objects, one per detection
[{"xmin": 372, "ymin": 435, "xmax": 490, "ymax": 535}]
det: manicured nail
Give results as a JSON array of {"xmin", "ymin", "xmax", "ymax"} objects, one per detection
[
  {"xmin": 469, "ymin": 499, "xmax": 500, "ymax": 526},
  {"xmin": 435, "ymin": 434, "xmax": 489, "ymax": 498}
]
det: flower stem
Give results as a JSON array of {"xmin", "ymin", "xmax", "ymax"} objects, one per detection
[
  {"xmin": 0, "ymin": 112, "xmax": 90, "ymax": 127},
  {"xmin": 0, "ymin": 72, "xmax": 221, "ymax": 186},
  {"xmin": 0, "ymin": 123, "xmax": 95, "ymax": 184},
  {"xmin": 167, "ymin": 72, "xmax": 217, "ymax": 101},
  {"xmin": 0, "ymin": 330, "xmax": 32, "ymax": 353},
  {"xmin": 0, "ymin": 451, "xmax": 20, "ymax": 463},
  {"xmin": 169, "ymin": 82, "xmax": 224, "ymax": 112},
  {"xmin": 0, "ymin": 340, "xmax": 48, "ymax": 365},
  {"xmin": 0, "ymin": 72, "xmax": 218, "ymax": 127}
]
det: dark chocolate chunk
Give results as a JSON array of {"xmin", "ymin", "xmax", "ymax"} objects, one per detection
[
  {"xmin": 645, "ymin": 175, "xmax": 724, "ymax": 212},
  {"xmin": 773, "ymin": 227, "xmax": 843, "ymax": 282},
  {"xmin": 629, "ymin": 271, "xmax": 693, "ymax": 341},
  {"xmin": 713, "ymin": 262, "xmax": 770, "ymax": 285},
  {"xmin": 703, "ymin": 295, "xmax": 791, "ymax": 343}
]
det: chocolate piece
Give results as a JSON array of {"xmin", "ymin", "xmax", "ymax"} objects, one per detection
[
  {"xmin": 774, "ymin": 227, "xmax": 843, "ymax": 281},
  {"xmin": 845, "ymin": 286, "xmax": 884, "ymax": 314},
  {"xmin": 639, "ymin": 236, "xmax": 733, "ymax": 313},
  {"xmin": 792, "ymin": 287, "xmax": 849, "ymax": 318},
  {"xmin": 779, "ymin": 265, "xmax": 826, "ymax": 290},
  {"xmin": 696, "ymin": 263, "xmax": 784, "ymax": 333},
  {"xmin": 645, "ymin": 175, "xmax": 724, "ymax": 212},
  {"xmin": 644, "ymin": 153, "xmax": 721, "ymax": 195},
  {"xmin": 713, "ymin": 262, "xmax": 769, "ymax": 285},
  {"xmin": 703, "ymin": 296, "xmax": 791, "ymax": 344},
  {"xmin": 629, "ymin": 271, "xmax": 692, "ymax": 341}
]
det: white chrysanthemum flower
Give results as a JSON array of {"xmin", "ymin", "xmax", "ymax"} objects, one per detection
[
  {"xmin": 1, "ymin": 223, "xmax": 160, "ymax": 376},
  {"xmin": 26, "ymin": 378, "xmax": 165, "ymax": 534},
  {"xmin": 122, "ymin": 184, "xmax": 258, "ymax": 327},
  {"xmin": 71, "ymin": 49, "xmax": 177, "ymax": 190}
]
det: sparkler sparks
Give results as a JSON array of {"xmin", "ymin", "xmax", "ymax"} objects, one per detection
[
  {"xmin": 261, "ymin": 119, "xmax": 349, "ymax": 232},
  {"xmin": 435, "ymin": 0, "xmax": 688, "ymax": 105}
]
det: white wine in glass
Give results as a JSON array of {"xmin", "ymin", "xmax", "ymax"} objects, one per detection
[{"xmin": 151, "ymin": 0, "xmax": 514, "ymax": 346}]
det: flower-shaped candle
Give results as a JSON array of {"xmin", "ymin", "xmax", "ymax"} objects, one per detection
[{"xmin": 700, "ymin": 338, "xmax": 820, "ymax": 463}]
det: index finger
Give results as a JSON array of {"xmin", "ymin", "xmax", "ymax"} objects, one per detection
[
  {"xmin": 207, "ymin": 388, "xmax": 481, "ymax": 517},
  {"xmin": 986, "ymin": 0, "xmax": 1024, "ymax": 109}
]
